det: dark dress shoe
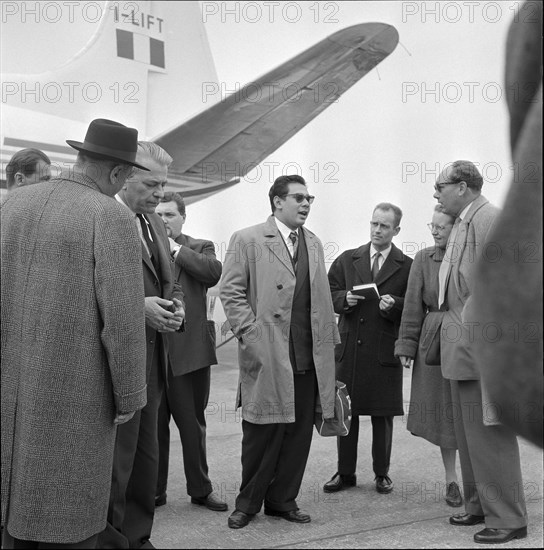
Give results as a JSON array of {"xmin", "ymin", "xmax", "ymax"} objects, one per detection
[
  {"xmin": 375, "ymin": 475, "xmax": 393, "ymax": 494},
  {"xmin": 154, "ymin": 493, "xmax": 167, "ymax": 507},
  {"xmin": 445, "ymin": 482, "xmax": 463, "ymax": 507},
  {"xmin": 449, "ymin": 513, "xmax": 485, "ymax": 526},
  {"xmin": 228, "ymin": 510, "xmax": 254, "ymax": 529},
  {"xmin": 191, "ymin": 491, "xmax": 228, "ymax": 511},
  {"xmin": 474, "ymin": 526, "xmax": 527, "ymax": 544},
  {"xmin": 323, "ymin": 472, "xmax": 356, "ymax": 493},
  {"xmin": 264, "ymin": 509, "xmax": 311, "ymax": 523}
]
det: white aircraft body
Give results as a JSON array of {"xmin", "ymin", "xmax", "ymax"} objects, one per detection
[{"xmin": 1, "ymin": 1, "xmax": 398, "ymax": 203}]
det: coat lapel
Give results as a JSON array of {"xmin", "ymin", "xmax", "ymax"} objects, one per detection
[
  {"xmin": 263, "ymin": 216, "xmax": 295, "ymax": 275},
  {"xmin": 374, "ymin": 244, "xmax": 403, "ymax": 287},
  {"xmin": 352, "ymin": 244, "xmax": 372, "ymax": 285},
  {"xmin": 451, "ymin": 195, "xmax": 488, "ymax": 295},
  {"xmin": 302, "ymin": 228, "xmax": 317, "ymax": 283}
]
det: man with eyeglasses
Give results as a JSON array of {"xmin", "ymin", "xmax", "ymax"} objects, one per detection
[
  {"xmin": 220, "ymin": 174, "xmax": 339, "ymax": 529},
  {"xmin": 433, "ymin": 160, "xmax": 528, "ymax": 544},
  {"xmin": 324, "ymin": 203, "xmax": 412, "ymax": 497}
]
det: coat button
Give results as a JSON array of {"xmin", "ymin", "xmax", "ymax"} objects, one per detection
[
  {"xmin": 357, "ymin": 339, "xmax": 362, "ymax": 345},
  {"xmin": 153, "ymin": 280, "xmax": 158, "ymax": 286},
  {"xmin": 277, "ymin": 284, "xmax": 283, "ymax": 289},
  {"xmin": 360, "ymin": 318, "xmax": 364, "ymax": 324}
]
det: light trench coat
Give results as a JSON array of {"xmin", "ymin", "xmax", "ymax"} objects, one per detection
[{"xmin": 220, "ymin": 216, "xmax": 340, "ymax": 424}]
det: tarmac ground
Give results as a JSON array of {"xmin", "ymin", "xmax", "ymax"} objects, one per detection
[{"xmin": 152, "ymin": 339, "xmax": 543, "ymax": 549}]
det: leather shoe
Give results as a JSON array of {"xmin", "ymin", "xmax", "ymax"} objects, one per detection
[
  {"xmin": 228, "ymin": 509, "xmax": 253, "ymax": 529},
  {"xmin": 445, "ymin": 482, "xmax": 463, "ymax": 507},
  {"xmin": 191, "ymin": 492, "xmax": 228, "ymax": 512},
  {"xmin": 264, "ymin": 509, "xmax": 311, "ymax": 523},
  {"xmin": 450, "ymin": 513, "xmax": 485, "ymax": 526},
  {"xmin": 154, "ymin": 493, "xmax": 166, "ymax": 507},
  {"xmin": 375, "ymin": 475, "xmax": 393, "ymax": 494},
  {"xmin": 323, "ymin": 472, "xmax": 356, "ymax": 493},
  {"xmin": 474, "ymin": 527, "xmax": 527, "ymax": 544}
]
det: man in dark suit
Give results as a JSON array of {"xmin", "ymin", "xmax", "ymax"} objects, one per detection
[
  {"xmin": 220, "ymin": 175, "xmax": 339, "ymax": 529},
  {"xmin": 324, "ymin": 203, "xmax": 412, "ymax": 495},
  {"xmin": 99, "ymin": 142, "xmax": 185, "ymax": 550},
  {"xmin": 435, "ymin": 160, "xmax": 528, "ymax": 545},
  {"xmin": 154, "ymin": 192, "xmax": 226, "ymax": 512}
]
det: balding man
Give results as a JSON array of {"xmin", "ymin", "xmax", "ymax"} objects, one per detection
[{"xmin": 433, "ymin": 160, "xmax": 527, "ymax": 545}]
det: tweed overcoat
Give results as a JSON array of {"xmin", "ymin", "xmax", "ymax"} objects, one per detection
[
  {"xmin": 439, "ymin": 195, "xmax": 500, "ymax": 381},
  {"xmin": 167, "ymin": 233, "xmax": 222, "ymax": 376},
  {"xmin": 220, "ymin": 216, "xmax": 340, "ymax": 424},
  {"xmin": 328, "ymin": 243, "xmax": 412, "ymax": 416},
  {"xmin": 0, "ymin": 175, "xmax": 147, "ymax": 543}
]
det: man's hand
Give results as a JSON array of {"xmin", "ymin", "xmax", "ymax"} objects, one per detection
[
  {"xmin": 346, "ymin": 291, "xmax": 366, "ymax": 307},
  {"xmin": 399, "ymin": 356, "xmax": 413, "ymax": 369},
  {"xmin": 379, "ymin": 294, "xmax": 395, "ymax": 312},
  {"xmin": 114, "ymin": 411, "xmax": 135, "ymax": 425},
  {"xmin": 145, "ymin": 296, "xmax": 182, "ymax": 332},
  {"xmin": 171, "ymin": 298, "xmax": 185, "ymax": 328}
]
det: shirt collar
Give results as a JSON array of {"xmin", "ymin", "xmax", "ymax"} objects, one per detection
[
  {"xmin": 458, "ymin": 200, "xmax": 474, "ymax": 221},
  {"xmin": 370, "ymin": 244, "xmax": 392, "ymax": 261},
  {"xmin": 274, "ymin": 216, "xmax": 298, "ymax": 243}
]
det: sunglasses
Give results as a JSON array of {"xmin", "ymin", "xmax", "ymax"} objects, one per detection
[{"xmin": 283, "ymin": 193, "xmax": 315, "ymax": 204}]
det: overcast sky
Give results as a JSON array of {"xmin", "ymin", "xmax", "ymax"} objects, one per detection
[
  {"xmin": 2, "ymin": 1, "xmax": 522, "ymax": 263},
  {"xmin": 185, "ymin": 0, "xmax": 521, "ymax": 262}
]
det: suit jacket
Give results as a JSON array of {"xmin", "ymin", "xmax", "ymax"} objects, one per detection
[
  {"xmin": 141, "ymin": 213, "xmax": 185, "ymax": 381},
  {"xmin": 220, "ymin": 215, "xmax": 340, "ymax": 424},
  {"xmin": 328, "ymin": 242, "xmax": 412, "ymax": 415},
  {"xmin": 440, "ymin": 195, "xmax": 500, "ymax": 380},
  {"xmin": 1, "ymin": 175, "xmax": 147, "ymax": 542},
  {"xmin": 167, "ymin": 233, "xmax": 222, "ymax": 376}
]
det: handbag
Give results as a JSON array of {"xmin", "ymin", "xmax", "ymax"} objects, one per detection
[{"xmin": 314, "ymin": 380, "xmax": 352, "ymax": 437}]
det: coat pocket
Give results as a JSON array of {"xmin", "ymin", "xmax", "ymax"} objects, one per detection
[
  {"xmin": 334, "ymin": 332, "xmax": 349, "ymax": 363},
  {"xmin": 378, "ymin": 332, "xmax": 400, "ymax": 367}
]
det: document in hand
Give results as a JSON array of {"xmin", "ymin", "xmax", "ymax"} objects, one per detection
[{"xmin": 351, "ymin": 283, "xmax": 380, "ymax": 300}]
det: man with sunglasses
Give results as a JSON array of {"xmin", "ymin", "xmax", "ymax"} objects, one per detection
[
  {"xmin": 433, "ymin": 160, "xmax": 527, "ymax": 544},
  {"xmin": 220, "ymin": 174, "xmax": 339, "ymax": 529}
]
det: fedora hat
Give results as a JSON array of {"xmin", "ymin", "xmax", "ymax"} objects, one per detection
[{"xmin": 66, "ymin": 119, "xmax": 150, "ymax": 171}]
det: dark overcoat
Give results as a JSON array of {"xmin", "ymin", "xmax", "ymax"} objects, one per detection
[
  {"xmin": 1, "ymin": 175, "xmax": 147, "ymax": 543},
  {"xmin": 328, "ymin": 242, "xmax": 412, "ymax": 416},
  {"xmin": 167, "ymin": 233, "xmax": 222, "ymax": 375}
]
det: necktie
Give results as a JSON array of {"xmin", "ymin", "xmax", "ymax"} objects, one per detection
[
  {"xmin": 438, "ymin": 217, "xmax": 461, "ymax": 308},
  {"xmin": 137, "ymin": 214, "xmax": 158, "ymax": 260},
  {"xmin": 289, "ymin": 231, "xmax": 298, "ymax": 263},
  {"xmin": 371, "ymin": 252, "xmax": 381, "ymax": 281}
]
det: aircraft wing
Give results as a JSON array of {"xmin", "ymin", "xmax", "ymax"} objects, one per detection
[{"xmin": 154, "ymin": 23, "xmax": 398, "ymax": 203}]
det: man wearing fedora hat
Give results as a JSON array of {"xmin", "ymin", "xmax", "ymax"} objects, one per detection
[
  {"xmin": 1, "ymin": 119, "xmax": 150, "ymax": 548},
  {"xmin": 99, "ymin": 141, "xmax": 185, "ymax": 550}
]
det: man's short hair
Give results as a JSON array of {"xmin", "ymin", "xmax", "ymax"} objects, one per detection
[
  {"xmin": 161, "ymin": 191, "xmax": 186, "ymax": 216},
  {"xmin": 6, "ymin": 148, "xmax": 51, "ymax": 190},
  {"xmin": 447, "ymin": 160, "xmax": 483, "ymax": 191},
  {"xmin": 268, "ymin": 174, "xmax": 307, "ymax": 212},
  {"xmin": 374, "ymin": 202, "xmax": 403, "ymax": 227},
  {"xmin": 137, "ymin": 142, "xmax": 173, "ymax": 170}
]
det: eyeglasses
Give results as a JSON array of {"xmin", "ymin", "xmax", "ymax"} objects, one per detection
[
  {"xmin": 283, "ymin": 193, "xmax": 315, "ymax": 204},
  {"xmin": 427, "ymin": 223, "xmax": 450, "ymax": 232},
  {"xmin": 434, "ymin": 180, "xmax": 464, "ymax": 192}
]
